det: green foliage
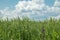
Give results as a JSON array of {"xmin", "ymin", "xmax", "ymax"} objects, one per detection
[{"xmin": 0, "ymin": 18, "xmax": 60, "ymax": 40}]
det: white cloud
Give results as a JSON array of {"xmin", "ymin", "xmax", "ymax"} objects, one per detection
[
  {"xmin": 47, "ymin": 7, "xmax": 60, "ymax": 13},
  {"xmin": 54, "ymin": 0, "xmax": 60, "ymax": 7},
  {"xmin": 54, "ymin": 15, "xmax": 60, "ymax": 19},
  {"xmin": 0, "ymin": 0, "xmax": 60, "ymax": 20},
  {"xmin": 15, "ymin": 0, "xmax": 46, "ymax": 17},
  {"xmin": 0, "ymin": 7, "xmax": 22, "ymax": 20},
  {"xmin": 15, "ymin": 1, "xmax": 45, "ymax": 11},
  {"xmin": 32, "ymin": 0, "xmax": 44, "ymax": 4}
]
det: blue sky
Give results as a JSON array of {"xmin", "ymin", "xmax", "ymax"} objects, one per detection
[
  {"xmin": 0, "ymin": 0, "xmax": 60, "ymax": 20},
  {"xmin": 45, "ymin": 0, "xmax": 55, "ymax": 6},
  {"xmin": 0, "ymin": 0, "xmax": 19, "ymax": 9}
]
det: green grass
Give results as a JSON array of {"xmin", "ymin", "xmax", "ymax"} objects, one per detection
[{"xmin": 0, "ymin": 18, "xmax": 60, "ymax": 40}]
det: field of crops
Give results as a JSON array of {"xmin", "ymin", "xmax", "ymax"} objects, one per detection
[{"xmin": 0, "ymin": 18, "xmax": 60, "ymax": 40}]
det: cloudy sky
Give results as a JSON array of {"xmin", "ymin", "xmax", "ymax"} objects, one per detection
[{"xmin": 0, "ymin": 0, "xmax": 60, "ymax": 20}]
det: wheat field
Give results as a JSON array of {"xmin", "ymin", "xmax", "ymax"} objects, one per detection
[{"xmin": 0, "ymin": 18, "xmax": 60, "ymax": 40}]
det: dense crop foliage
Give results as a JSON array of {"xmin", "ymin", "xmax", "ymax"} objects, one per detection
[{"xmin": 0, "ymin": 18, "xmax": 60, "ymax": 40}]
